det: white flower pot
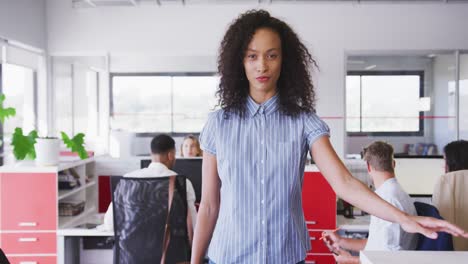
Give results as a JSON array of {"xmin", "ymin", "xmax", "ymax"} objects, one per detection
[{"xmin": 35, "ymin": 138, "xmax": 60, "ymax": 166}]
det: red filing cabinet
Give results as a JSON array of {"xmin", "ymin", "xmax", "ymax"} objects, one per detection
[
  {"xmin": 302, "ymin": 171, "xmax": 336, "ymax": 264},
  {"xmin": 0, "ymin": 172, "xmax": 58, "ymax": 263},
  {"xmin": 0, "ymin": 158, "xmax": 96, "ymax": 264}
]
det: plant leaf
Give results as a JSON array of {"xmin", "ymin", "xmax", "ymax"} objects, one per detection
[
  {"xmin": 61, "ymin": 131, "xmax": 88, "ymax": 159},
  {"xmin": 11, "ymin": 128, "xmax": 38, "ymax": 160},
  {"xmin": 0, "ymin": 94, "xmax": 16, "ymax": 125}
]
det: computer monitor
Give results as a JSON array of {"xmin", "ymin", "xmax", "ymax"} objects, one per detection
[
  {"xmin": 141, "ymin": 158, "xmax": 202, "ymax": 203},
  {"xmin": 394, "ymin": 157, "xmax": 445, "ymax": 197}
]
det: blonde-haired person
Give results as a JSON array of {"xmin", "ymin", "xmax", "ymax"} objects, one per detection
[
  {"xmin": 180, "ymin": 134, "xmax": 203, "ymax": 157},
  {"xmin": 323, "ymin": 141, "xmax": 418, "ymax": 264}
]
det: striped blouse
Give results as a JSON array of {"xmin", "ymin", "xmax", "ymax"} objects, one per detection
[{"xmin": 199, "ymin": 94, "xmax": 330, "ymax": 264}]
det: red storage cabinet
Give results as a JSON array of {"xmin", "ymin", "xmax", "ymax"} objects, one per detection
[
  {"xmin": 8, "ymin": 256, "xmax": 57, "ymax": 264},
  {"xmin": 0, "ymin": 172, "xmax": 57, "ymax": 263},
  {"xmin": 0, "ymin": 173, "xmax": 57, "ymax": 231},
  {"xmin": 302, "ymin": 171, "xmax": 336, "ymax": 264}
]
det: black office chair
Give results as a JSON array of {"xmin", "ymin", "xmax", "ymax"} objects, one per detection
[
  {"xmin": 414, "ymin": 202, "xmax": 454, "ymax": 251},
  {"xmin": 112, "ymin": 176, "xmax": 191, "ymax": 264}
]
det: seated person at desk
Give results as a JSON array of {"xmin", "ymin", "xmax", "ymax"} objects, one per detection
[
  {"xmin": 324, "ymin": 141, "xmax": 418, "ymax": 264},
  {"xmin": 433, "ymin": 140, "xmax": 468, "ymax": 251},
  {"xmin": 103, "ymin": 134, "xmax": 198, "ymax": 233},
  {"xmin": 180, "ymin": 134, "xmax": 203, "ymax": 157}
]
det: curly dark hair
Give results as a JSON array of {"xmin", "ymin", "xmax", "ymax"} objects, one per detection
[
  {"xmin": 217, "ymin": 9, "xmax": 318, "ymax": 117},
  {"xmin": 443, "ymin": 140, "xmax": 468, "ymax": 172}
]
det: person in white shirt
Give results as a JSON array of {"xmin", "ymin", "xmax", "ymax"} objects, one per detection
[
  {"xmin": 323, "ymin": 141, "xmax": 418, "ymax": 264},
  {"xmin": 102, "ymin": 134, "xmax": 198, "ymax": 238}
]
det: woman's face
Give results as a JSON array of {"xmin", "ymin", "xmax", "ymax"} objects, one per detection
[
  {"xmin": 243, "ymin": 28, "xmax": 282, "ymax": 97},
  {"xmin": 182, "ymin": 138, "xmax": 199, "ymax": 157}
]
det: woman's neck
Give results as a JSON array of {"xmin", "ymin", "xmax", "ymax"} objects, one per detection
[{"xmin": 249, "ymin": 89, "xmax": 277, "ymax": 104}]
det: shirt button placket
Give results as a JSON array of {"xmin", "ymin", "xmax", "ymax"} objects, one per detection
[{"xmin": 260, "ymin": 106, "xmax": 267, "ymax": 263}]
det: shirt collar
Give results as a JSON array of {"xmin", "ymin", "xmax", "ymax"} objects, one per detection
[
  {"xmin": 375, "ymin": 177, "xmax": 397, "ymax": 193},
  {"xmin": 148, "ymin": 162, "xmax": 176, "ymax": 175},
  {"xmin": 246, "ymin": 94, "xmax": 280, "ymax": 117}
]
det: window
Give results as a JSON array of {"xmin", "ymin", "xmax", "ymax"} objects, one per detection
[
  {"xmin": 346, "ymin": 71, "xmax": 424, "ymax": 136},
  {"xmin": 54, "ymin": 61, "xmax": 100, "ymax": 137},
  {"xmin": 0, "ymin": 63, "xmax": 37, "ymax": 165},
  {"xmin": 111, "ymin": 73, "xmax": 219, "ymax": 133},
  {"xmin": 1, "ymin": 63, "xmax": 36, "ymax": 133}
]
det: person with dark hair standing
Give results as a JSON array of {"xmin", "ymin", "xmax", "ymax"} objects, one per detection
[
  {"xmin": 433, "ymin": 140, "xmax": 468, "ymax": 250},
  {"xmin": 323, "ymin": 141, "xmax": 417, "ymax": 264},
  {"xmin": 102, "ymin": 134, "xmax": 197, "ymax": 238},
  {"xmin": 191, "ymin": 10, "xmax": 467, "ymax": 264}
]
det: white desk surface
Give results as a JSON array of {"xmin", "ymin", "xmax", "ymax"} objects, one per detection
[
  {"xmin": 337, "ymin": 215, "xmax": 370, "ymax": 232},
  {"xmin": 360, "ymin": 250, "xmax": 468, "ymax": 264},
  {"xmin": 57, "ymin": 228, "xmax": 113, "ymax": 237},
  {"xmin": 58, "ymin": 214, "xmax": 370, "ymax": 237}
]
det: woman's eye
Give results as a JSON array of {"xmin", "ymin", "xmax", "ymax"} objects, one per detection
[
  {"xmin": 247, "ymin": 54, "xmax": 256, "ymax": 59},
  {"xmin": 269, "ymin": 54, "xmax": 278, "ymax": 59}
]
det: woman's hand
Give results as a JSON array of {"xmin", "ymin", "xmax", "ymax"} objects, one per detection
[
  {"xmin": 333, "ymin": 249, "xmax": 359, "ymax": 264},
  {"xmin": 399, "ymin": 214, "xmax": 468, "ymax": 239},
  {"xmin": 322, "ymin": 230, "xmax": 341, "ymax": 250}
]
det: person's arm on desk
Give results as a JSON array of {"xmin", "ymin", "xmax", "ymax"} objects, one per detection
[
  {"xmin": 333, "ymin": 249, "xmax": 360, "ymax": 264},
  {"xmin": 190, "ymin": 152, "xmax": 221, "ymax": 264},
  {"xmin": 312, "ymin": 137, "xmax": 468, "ymax": 239},
  {"xmin": 323, "ymin": 230, "xmax": 367, "ymax": 252}
]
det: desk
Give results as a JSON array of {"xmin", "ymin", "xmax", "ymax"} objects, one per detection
[
  {"xmin": 337, "ymin": 215, "xmax": 370, "ymax": 232},
  {"xmin": 360, "ymin": 250, "xmax": 468, "ymax": 264},
  {"xmin": 57, "ymin": 227, "xmax": 113, "ymax": 264}
]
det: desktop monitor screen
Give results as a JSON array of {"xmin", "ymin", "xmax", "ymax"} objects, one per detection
[
  {"xmin": 141, "ymin": 158, "xmax": 202, "ymax": 203},
  {"xmin": 394, "ymin": 157, "xmax": 445, "ymax": 196}
]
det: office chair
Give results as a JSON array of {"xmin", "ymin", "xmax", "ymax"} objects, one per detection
[
  {"xmin": 414, "ymin": 202, "xmax": 454, "ymax": 251},
  {"xmin": 433, "ymin": 170, "xmax": 468, "ymax": 251},
  {"xmin": 112, "ymin": 176, "xmax": 191, "ymax": 264}
]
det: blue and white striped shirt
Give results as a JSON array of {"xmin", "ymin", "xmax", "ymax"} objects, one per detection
[{"xmin": 199, "ymin": 94, "xmax": 330, "ymax": 264}]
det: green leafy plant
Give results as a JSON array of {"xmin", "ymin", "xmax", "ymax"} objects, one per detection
[
  {"xmin": 1, "ymin": 93, "xmax": 90, "ymax": 162},
  {"xmin": 0, "ymin": 94, "xmax": 16, "ymax": 125},
  {"xmin": 61, "ymin": 131, "xmax": 89, "ymax": 159},
  {"xmin": 11, "ymin": 128, "xmax": 38, "ymax": 160}
]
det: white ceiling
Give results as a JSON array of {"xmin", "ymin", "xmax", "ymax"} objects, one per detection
[{"xmin": 72, "ymin": 0, "xmax": 468, "ymax": 8}]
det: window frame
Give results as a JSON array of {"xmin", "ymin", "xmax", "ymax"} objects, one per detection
[
  {"xmin": 0, "ymin": 63, "xmax": 38, "ymax": 165},
  {"xmin": 110, "ymin": 72, "xmax": 218, "ymax": 135},
  {"xmin": 346, "ymin": 70, "xmax": 424, "ymax": 137}
]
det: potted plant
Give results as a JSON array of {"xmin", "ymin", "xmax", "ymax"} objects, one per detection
[
  {"xmin": 35, "ymin": 135, "xmax": 61, "ymax": 166},
  {"xmin": 1, "ymin": 93, "xmax": 89, "ymax": 166}
]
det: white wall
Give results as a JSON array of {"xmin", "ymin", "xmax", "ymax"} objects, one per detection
[
  {"xmin": 0, "ymin": 0, "xmax": 46, "ymax": 49},
  {"xmin": 46, "ymin": 1, "xmax": 468, "ymax": 156}
]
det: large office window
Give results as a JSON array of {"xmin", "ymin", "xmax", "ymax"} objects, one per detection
[
  {"xmin": 111, "ymin": 74, "xmax": 219, "ymax": 133},
  {"xmin": 346, "ymin": 71, "xmax": 424, "ymax": 136},
  {"xmin": 1, "ymin": 63, "xmax": 36, "ymax": 133},
  {"xmin": 54, "ymin": 61, "xmax": 100, "ymax": 137},
  {"xmin": 0, "ymin": 63, "xmax": 37, "ymax": 164}
]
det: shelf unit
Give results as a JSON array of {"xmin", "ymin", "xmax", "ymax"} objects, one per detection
[{"xmin": 0, "ymin": 157, "xmax": 97, "ymax": 264}]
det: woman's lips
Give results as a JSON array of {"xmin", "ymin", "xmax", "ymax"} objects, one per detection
[{"xmin": 256, "ymin": 76, "xmax": 270, "ymax": 82}]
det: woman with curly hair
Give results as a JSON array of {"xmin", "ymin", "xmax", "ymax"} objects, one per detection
[{"xmin": 191, "ymin": 9, "xmax": 467, "ymax": 264}]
